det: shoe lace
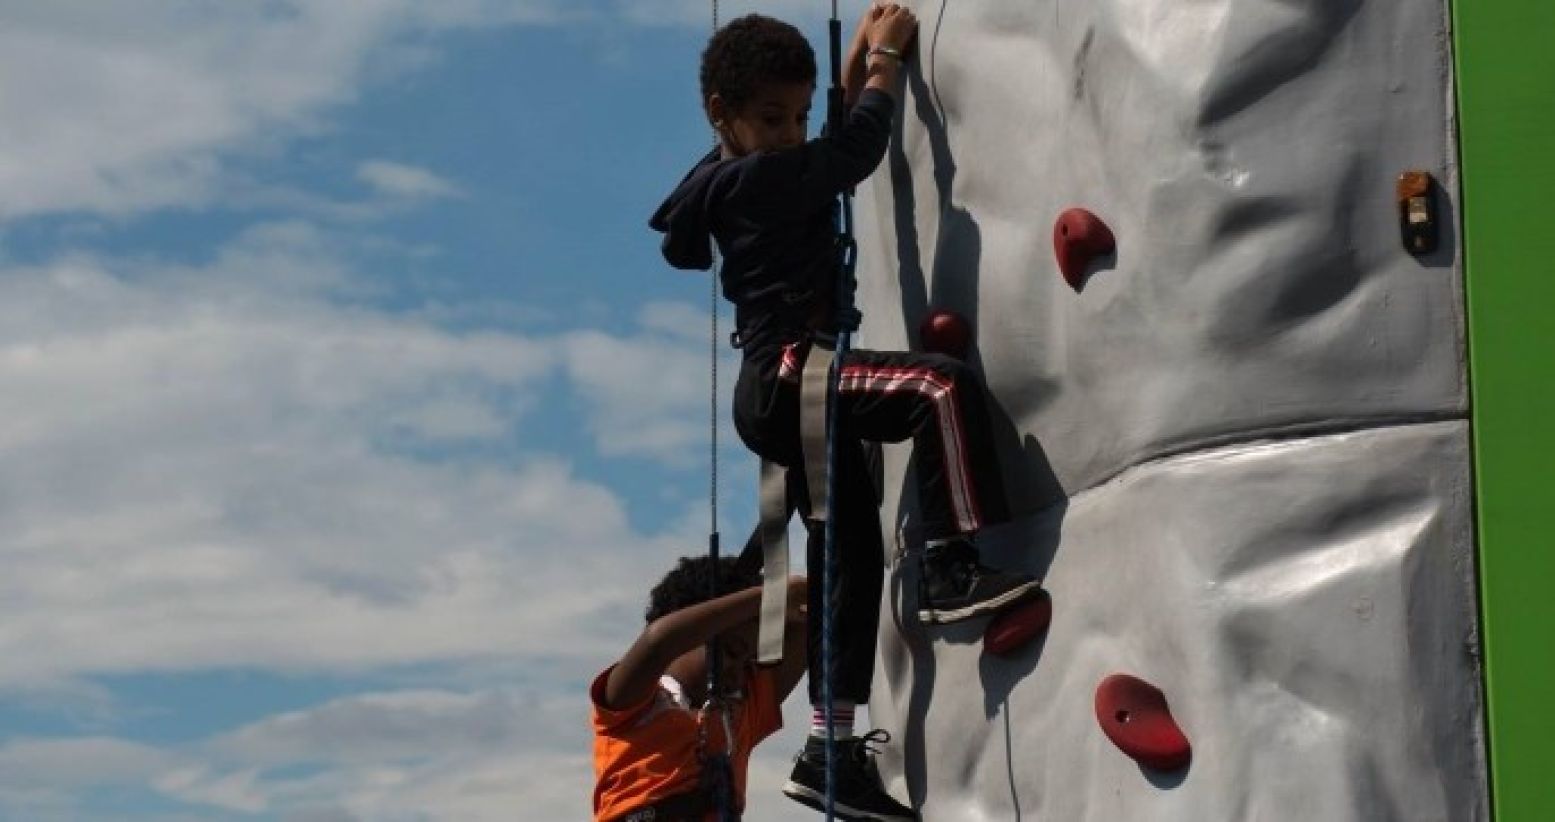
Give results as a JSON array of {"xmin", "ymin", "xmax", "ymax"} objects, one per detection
[
  {"xmin": 854, "ymin": 728, "xmax": 893, "ymax": 761},
  {"xmin": 941, "ymin": 540, "xmax": 980, "ymax": 590}
]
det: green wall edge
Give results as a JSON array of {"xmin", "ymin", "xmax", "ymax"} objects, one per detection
[{"xmin": 1452, "ymin": 1, "xmax": 1555, "ymax": 819}]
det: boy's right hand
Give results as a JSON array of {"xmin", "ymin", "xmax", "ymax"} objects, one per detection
[
  {"xmin": 856, "ymin": 1, "xmax": 886, "ymax": 33},
  {"xmin": 868, "ymin": 3, "xmax": 918, "ymax": 55}
]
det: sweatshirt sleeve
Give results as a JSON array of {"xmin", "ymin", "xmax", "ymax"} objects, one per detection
[{"xmin": 715, "ymin": 88, "xmax": 896, "ymax": 219}]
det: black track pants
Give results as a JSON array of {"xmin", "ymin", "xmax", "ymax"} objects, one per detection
[{"xmin": 733, "ymin": 340, "xmax": 1010, "ymax": 704}]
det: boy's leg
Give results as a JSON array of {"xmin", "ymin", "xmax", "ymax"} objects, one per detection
[
  {"xmin": 785, "ymin": 439, "xmax": 917, "ymax": 821},
  {"xmin": 836, "ymin": 348, "xmax": 1040, "ymax": 624},
  {"xmin": 834, "ymin": 349, "xmax": 1008, "ymax": 538},
  {"xmin": 800, "ymin": 439, "xmax": 883, "ymax": 712}
]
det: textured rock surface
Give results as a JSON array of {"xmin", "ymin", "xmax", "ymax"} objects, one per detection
[{"xmin": 851, "ymin": 0, "xmax": 1486, "ymax": 818}]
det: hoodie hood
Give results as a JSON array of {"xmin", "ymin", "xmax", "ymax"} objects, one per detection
[{"xmin": 649, "ymin": 148, "xmax": 722, "ymax": 271}]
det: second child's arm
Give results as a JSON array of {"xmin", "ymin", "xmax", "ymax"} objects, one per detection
[
  {"xmin": 602, "ymin": 587, "xmax": 763, "ymax": 711},
  {"xmin": 771, "ymin": 596, "xmax": 810, "ymax": 702},
  {"xmin": 602, "ymin": 578, "xmax": 807, "ymax": 711}
]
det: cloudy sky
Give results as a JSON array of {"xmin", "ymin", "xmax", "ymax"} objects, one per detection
[{"xmin": 0, "ymin": 2, "xmax": 842, "ymax": 819}]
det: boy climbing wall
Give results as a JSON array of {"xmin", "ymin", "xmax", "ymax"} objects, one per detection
[{"xmin": 650, "ymin": 6, "xmax": 1043, "ymax": 819}]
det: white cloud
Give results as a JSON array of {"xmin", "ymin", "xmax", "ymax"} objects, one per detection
[
  {"xmin": 0, "ymin": 737, "xmax": 174, "ymax": 789},
  {"xmin": 0, "ymin": 685, "xmax": 820, "ymax": 822},
  {"xmin": 0, "ymin": 4, "xmax": 793, "ymax": 819},
  {"xmin": 156, "ymin": 767, "xmax": 269, "ymax": 814},
  {"xmin": 615, "ymin": 0, "xmax": 835, "ymax": 29},
  {"xmin": 0, "ymin": 677, "xmax": 127, "ymax": 732},
  {"xmin": 0, "ymin": 687, "xmax": 588, "ymax": 819},
  {"xmin": 560, "ymin": 303, "xmax": 744, "ymax": 466},
  {"xmin": 355, "ymin": 161, "xmax": 462, "ymax": 201},
  {"xmin": 0, "ymin": 1, "xmax": 572, "ymax": 221},
  {"xmin": 0, "ymin": 0, "xmax": 853, "ymax": 222},
  {"xmin": 0, "ymin": 224, "xmax": 756, "ymax": 819},
  {"xmin": 0, "ymin": 225, "xmax": 737, "ymax": 689},
  {"xmin": 210, "ymin": 688, "xmax": 575, "ymax": 767},
  {"xmin": 639, "ymin": 299, "xmax": 716, "ymax": 342}
]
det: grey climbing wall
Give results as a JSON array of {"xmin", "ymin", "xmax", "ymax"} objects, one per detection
[{"xmin": 853, "ymin": 0, "xmax": 1487, "ymax": 818}]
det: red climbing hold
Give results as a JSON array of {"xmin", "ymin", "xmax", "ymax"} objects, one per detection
[
  {"xmin": 1094, "ymin": 674, "xmax": 1192, "ymax": 771},
  {"xmin": 1053, "ymin": 208, "xmax": 1115, "ymax": 291},
  {"xmin": 984, "ymin": 590, "xmax": 1051, "ymax": 656},
  {"xmin": 918, "ymin": 309, "xmax": 972, "ymax": 361}
]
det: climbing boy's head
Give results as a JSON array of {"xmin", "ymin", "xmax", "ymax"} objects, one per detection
[{"xmin": 701, "ymin": 14, "xmax": 817, "ymax": 156}]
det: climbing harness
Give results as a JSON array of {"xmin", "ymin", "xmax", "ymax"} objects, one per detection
[{"xmin": 755, "ymin": 460, "xmax": 790, "ymax": 663}]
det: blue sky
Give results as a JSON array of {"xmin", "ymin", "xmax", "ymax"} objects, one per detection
[{"xmin": 0, "ymin": 2, "xmax": 841, "ymax": 819}]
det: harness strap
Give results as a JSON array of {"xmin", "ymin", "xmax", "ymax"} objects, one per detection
[
  {"xmin": 755, "ymin": 458, "xmax": 791, "ymax": 664},
  {"xmin": 799, "ymin": 339, "xmax": 837, "ymax": 522}
]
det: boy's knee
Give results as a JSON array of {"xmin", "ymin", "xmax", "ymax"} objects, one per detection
[{"xmin": 922, "ymin": 352, "xmax": 975, "ymax": 384}]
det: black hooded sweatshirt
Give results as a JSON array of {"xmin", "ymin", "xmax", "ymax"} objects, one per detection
[{"xmin": 649, "ymin": 88, "xmax": 895, "ymax": 353}]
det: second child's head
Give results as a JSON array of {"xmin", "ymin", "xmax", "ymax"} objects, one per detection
[
  {"xmin": 701, "ymin": 15, "xmax": 817, "ymax": 156},
  {"xmin": 647, "ymin": 555, "xmax": 763, "ymax": 686}
]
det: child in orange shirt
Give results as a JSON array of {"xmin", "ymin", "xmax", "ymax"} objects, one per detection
[{"xmin": 591, "ymin": 557, "xmax": 807, "ymax": 821}]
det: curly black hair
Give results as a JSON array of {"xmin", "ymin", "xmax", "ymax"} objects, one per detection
[
  {"xmin": 700, "ymin": 14, "xmax": 817, "ymax": 113},
  {"xmin": 645, "ymin": 555, "xmax": 762, "ymax": 624}
]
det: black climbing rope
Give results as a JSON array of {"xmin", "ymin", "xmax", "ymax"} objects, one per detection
[
  {"xmin": 699, "ymin": 4, "xmax": 738, "ymax": 819},
  {"xmin": 819, "ymin": 3, "xmax": 856, "ymax": 820}
]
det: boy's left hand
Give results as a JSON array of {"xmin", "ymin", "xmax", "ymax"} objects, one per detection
[{"xmin": 867, "ymin": 4, "xmax": 918, "ymax": 56}]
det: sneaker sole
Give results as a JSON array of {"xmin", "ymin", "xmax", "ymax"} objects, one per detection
[
  {"xmin": 782, "ymin": 781, "xmax": 917, "ymax": 822},
  {"xmin": 917, "ymin": 579, "xmax": 1043, "ymax": 624}
]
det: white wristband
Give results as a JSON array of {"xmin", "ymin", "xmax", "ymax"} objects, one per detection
[{"xmin": 867, "ymin": 45, "xmax": 903, "ymax": 61}]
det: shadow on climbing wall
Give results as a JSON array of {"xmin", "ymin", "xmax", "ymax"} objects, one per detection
[
  {"xmin": 1416, "ymin": 174, "xmax": 1458, "ymax": 270},
  {"xmin": 881, "ymin": 11, "xmax": 1071, "ymax": 807},
  {"xmin": 888, "ymin": 1, "xmax": 975, "ymax": 347},
  {"xmin": 890, "ymin": 11, "xmax": 1066, "ymax": 518},
  {"xmin": 887, "ymin": 498, "xmax": 1066, "ymax": 810},
  {"xmin": 976, "ymin": 499, "xmax": 1064, "ymax": 715},
  {"xmin": 1145, "ymin": 762, "xmax": 1190, "ymax": 790}
]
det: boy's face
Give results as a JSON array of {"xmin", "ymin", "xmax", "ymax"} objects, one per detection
[{"xmin": 715, "ymin": 82, "xmax": 814, "ymax": 156}]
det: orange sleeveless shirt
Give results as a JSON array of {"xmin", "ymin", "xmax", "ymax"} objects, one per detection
[{"xmin": 590, "ymin": 665, "xmax": 782, "ymax": 821}]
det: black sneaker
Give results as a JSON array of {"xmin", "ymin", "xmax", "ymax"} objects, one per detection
[
  {"xmin": 917, "ymin": 537, "xmax": 1042, "ymax": 624},
  {"xmin": 782, "ymin": 729, "xmax": 918, "ymax": 821}
]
